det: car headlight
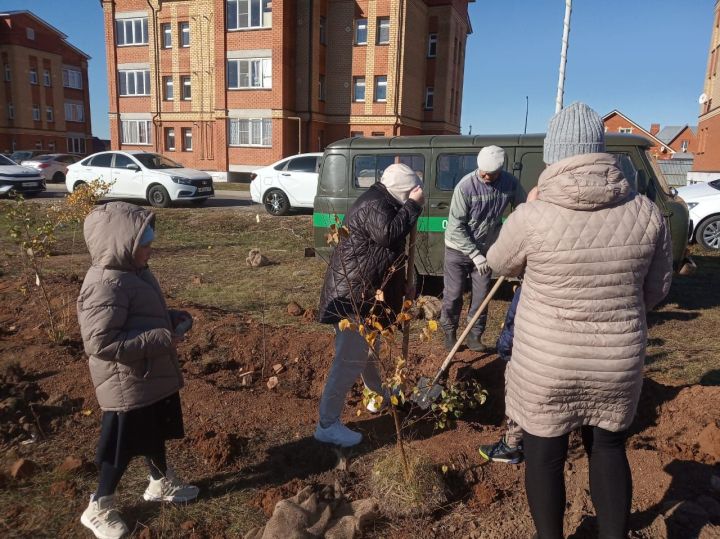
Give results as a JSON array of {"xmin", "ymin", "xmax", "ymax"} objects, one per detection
[
  {"xmin": 170, "ymin": 176, "xmax": 193, "ymax": 185},
  {"xmin": 687, "ymin": 202, "xmax": 699, "ymax": 210}
]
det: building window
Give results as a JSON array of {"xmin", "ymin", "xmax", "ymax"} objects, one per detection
[
  {"xmin": 67, "ymin": 137, "xmax": 86, "ymax": 154},
  {"xmin": 162, "ymin": 23, "xmax": 172, "ymax": 48},
  {"xmin": 180, "ymin": 22, "xmax": 190, "ymax": 47},
  {"xmin": 43, "ymin": 69, "xmax": 51, "ymax": 86},
  {"xmin": 319, "ymin": 16, "xmax": 326, "ymax": 45},
  {"xmin": 427, "ymin": 33, "xmax": 438, "ymax": 58},
  {"xmin": 681, "ymin": 140, "xmax": 689, "ymax": 152},
  {"xmin": 26, "ymin": 28, "xmax": 35, "ymax": 40},
  {"xmin": 424, "ymin": 87, "xmax": 434, "ymax": 110},
  {"xmin": 374, "ymin": 75, "xmax": 387, "ymax": 102},
  {"xmin": 350, "ymin": 131, "xmax": 363, "ymax": 137},
  {"xmin": 227, "ymin": 0, "xmax": 272, "ymax": 30},
  {"xmin": 355, "ymin": 19, "xmax": 367, "ymax": 45},
  {"xmin": 181, "ymin": 76, "xmax": 191, "ymax": 100},
  {"xmin": 165, "ymin": 128, "xmax": 176, "ymax": 151},
  {"xmin": 353, "ymin": 76, "xmax": 365, "ymax": 102},
  {"xmin": 116, "ymin": 17, "xmax": 148, "ymax": 46},
  {"xmin": 7, "ymin": 103, "xmax": 14, "ymax": 120},
  {"xmin": 4, "ymin": 64, "xmax": 10, "ymax": 81},
  {"xmin": 118, "ymin": 70, "xmax": 151, "ymax": 96},
  {"xmin": 377, "ymin": 17, "xmax": 390, "ymax": 45},
  {"xmin": 121, "ymin": 120, "xmax": 152, "ymax": 145},
  {"xmin": 182, "ymin": 127, "xmax": 192, "ymax": 151},
  {"xmin": 163, "ymin": 77, "xmax": 174, "ymax": 100},
  {"xmin": 62, "ymin": 68, "xmax": 83, "ymax": 89},
  {"xmin": 319, "ymin": 74, "xmax": 326, "ymax": 101},
  {"xmin": 371, "ymin": 131, "xmax": 384, "ymax": 136},
  {"xmin": 618, "ymin": 127, "xmax": 633, "ymax": 134},
  {"xmin": 46, "ymin": 107, "xmax": 54, "ymax": 122},
  {"xmin": 228, "ymin": 118, "xmax": 272, "ymax": 146},
  {"xmin": 64, "ymin": 102, "xmax": 85, "ymax": 122},
  {"xmin": 32, "ymin": 105, "xmax": 40, "ymax": 121},
  {"xmin": 29, "ymin": 68, "xmax": 38, "ymax": 85},
  {"xmin": 227, "ymin": 58, "xmax": 272, "ymax": 89}
]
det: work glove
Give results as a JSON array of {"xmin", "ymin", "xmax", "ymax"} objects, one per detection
[{"xmin": 472, "ymin": 254, "xmax": 491, "ymax": 275}]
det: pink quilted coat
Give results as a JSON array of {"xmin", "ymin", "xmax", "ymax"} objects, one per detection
[{"xmin": 487, "ymin": 153, "xmax": 673, "ymax": 437}]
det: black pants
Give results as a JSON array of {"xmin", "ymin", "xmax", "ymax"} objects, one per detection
[{"xmin": 524, "ymin": 426, "xmax": 632, "ymax": 539}]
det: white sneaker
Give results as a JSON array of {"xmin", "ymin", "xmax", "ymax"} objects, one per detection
[
  {"xmin": 314, "ymin": 420, "xmax": 362, "ymax": 447},
  {"xmin": 80, "ymin": 494, "xmax": 129, "ymax": 539},
  {"xmin": 142, "ymin": 469, "xmax": 199, "ymax": 503}
]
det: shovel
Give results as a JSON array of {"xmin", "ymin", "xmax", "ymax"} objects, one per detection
[{"xmin": 413, "ymin": 275, "xmax": 506, "ymax": 410}]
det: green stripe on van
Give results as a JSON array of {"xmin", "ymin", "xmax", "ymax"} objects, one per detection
[{"xmin": 313, "ymin": 212, "xmax": 448, "ymax": 233}]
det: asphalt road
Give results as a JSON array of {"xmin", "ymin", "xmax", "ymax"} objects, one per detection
[{"xmin": 30, "ymin": 183, "xmax": 256, "ymax": 210}]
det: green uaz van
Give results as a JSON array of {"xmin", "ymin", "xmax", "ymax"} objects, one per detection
[{"xmin": 313, "ymin": 134, "xmax": 690, "ymax": 276}]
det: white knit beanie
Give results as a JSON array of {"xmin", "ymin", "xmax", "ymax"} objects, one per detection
[
  {"xmin": 543, "ymin": 102, "xmax": 605, "ymax": 164},
  {"xmin": 476, "ymin": 145, "xmax": 505, "ymax": 173},
  {"xmin": 381, "ymin": 163, "xmax": 421, "ymax": 203}
]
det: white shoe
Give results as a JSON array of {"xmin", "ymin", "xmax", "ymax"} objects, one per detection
[
  {"xmin": 80, "ymin": 494, "xmax": 129, "ymax": 539},
  {"xmin": 314, "ymin": 420, "xmax": 362, "ymax": 447},
  {"xmin": 142, "ymin": 468, "xmax": 199, "ymax": 503}
]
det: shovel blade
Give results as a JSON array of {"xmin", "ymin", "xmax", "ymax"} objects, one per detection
[{"xmin": 412, "ymin": 376, "xmax": 444, "ymax": 410}]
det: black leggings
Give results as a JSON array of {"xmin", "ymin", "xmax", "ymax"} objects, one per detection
[
  {"xmin": 96, "ymin": 445, "xmax": 168, "ymax": 499},
  {"xmin": 524, "ymin": 426, "xmax": 632, "ymax": 539}
]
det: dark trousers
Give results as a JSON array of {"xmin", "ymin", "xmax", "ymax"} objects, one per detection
[
  {"xmin": 440, "ymin": 247, "xmax": 492, "ymax": 335},
  {"xmin": 524, "ymin": 426, "xmax": 632, "ymax": 539}
]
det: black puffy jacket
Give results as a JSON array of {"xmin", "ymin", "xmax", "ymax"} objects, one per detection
[{"xmin": 318, "ymin": 183, "xmax": 422, "ymax": 324}]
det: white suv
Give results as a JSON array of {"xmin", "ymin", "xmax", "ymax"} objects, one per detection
[
  {"xmin": 250, "ymin": 152, "xmax": 322, "ymax": 215},
  {"xmin": 66, "ymin": 151, "xmax": 214, "ymax": 207},
  {"xmin": 678, "ymin": 179, "xmax": 720, "ymax": 250}
]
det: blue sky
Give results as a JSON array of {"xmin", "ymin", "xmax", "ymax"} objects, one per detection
[{"xmin": 1, "ymin": 0, "xmax": 713, "ymax": 139}]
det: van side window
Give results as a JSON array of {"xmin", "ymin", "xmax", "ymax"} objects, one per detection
[
  {"xmin": 614, "ymin": 154, "xmax": 639, "ymax": 193},
  {"xmin": 318, "ymin": 154, "xmax": 347, "ymax": 196},
  {"xmin": 353, "ymin": 154, "xmax": 424, "ymax": 188},
  {"xmin": 436, "ymin": 154, "xmax": 478, "ymax": 190}
]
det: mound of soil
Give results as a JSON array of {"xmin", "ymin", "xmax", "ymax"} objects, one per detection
[{"xmin": 190, "ymin": 430, "xmax": 247, "ymax": 470}]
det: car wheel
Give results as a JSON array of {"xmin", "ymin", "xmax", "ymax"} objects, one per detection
[
  {"xmin": 52, "ymin": 172, "xmax": 65, "ymax": 183},
  {"xmin": 263, "ymin": 189, "xmax": 290, "ymax": 216},
  {"xmin": 148, "ymin": 185, "xmax": 171, "ymax": 208},
  {"xmin": 697, "ymin": 215, "xmax": 720, "ymax": 250},
  {"xmin": 73, "ymin": 181, "xmax": 87, "ymax": 192},
  {"xmin": 190, "ymin": 198, "xmax": 208, "ymax": 206}
]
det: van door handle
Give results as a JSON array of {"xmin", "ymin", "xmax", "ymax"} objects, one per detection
[
  {"xmin": 281, "ymin": 173, "xmax": 291, "ymax": 176},
  {"xmin": 431, "ymin": 202, "xmax": 448, "ymax": 209}
]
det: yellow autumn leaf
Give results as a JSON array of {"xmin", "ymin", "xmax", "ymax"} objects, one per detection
[
  {"xmin": 403, "ymin": 300, "xmax": 413, "ymax": 310},
  {"xmin": 356, "ymin": 409, "xmax": 362, "ymax": 416},
  {"xmin": 428, "ymin": 320, "xmax": 438, "ymax": 332},
  {"xmin": 338, "ymin": 319, "xmax": 351, "ymax": 331},
  {"xmin": 81, "ymin": 409, "xmax": 93, "ymax": 416},
  {"xmin": 390, "ymin": 395, "xmax": 399, "ymax": 406},
  {"xmin": 441, "ymin": 465, "xmax": 449, "ymax": 474},
  {"xmin": 373, "ymin": 321, "xmax": 384, "ymax": 331}
]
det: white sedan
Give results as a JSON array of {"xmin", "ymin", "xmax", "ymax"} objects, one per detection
[
  {"xmin": 66, "ymin": 151, "xmax": 214, "ymax": 208},
  {"xmin": 250, "ymin": 152, "xmax": 322, "ymax": 215},
  {"xmin": 678, "ymin": 179, "xmax": 720, "ymax": 250}
]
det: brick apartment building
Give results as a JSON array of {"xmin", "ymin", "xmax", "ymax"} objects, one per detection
[
  {"xmin": 101, "ymin": 0, "xmax": 473, "ymax": 176},
  {"xmin": 693, "ymin": 0, "xmax": 720, "ymax": 180},
  {"xmin": 0, "ymin": 11, "xmax": 92, "ymax": 155}
]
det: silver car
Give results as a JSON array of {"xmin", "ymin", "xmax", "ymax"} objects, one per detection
[{"xmin": 21, "ymin": 153, "xmax": 82, "ymax": 183}]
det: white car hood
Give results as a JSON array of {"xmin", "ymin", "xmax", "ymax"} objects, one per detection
[
  {"xmin": 0, "ymin": 164, "xmax": 44, "ymax": 178},
  {"xmin": 157, "ymin": 168, "xmax": 211, "ymax": 180},
  {"xmin": 677, "ymin": 182, "xmax": 720, "ymax": 202}
]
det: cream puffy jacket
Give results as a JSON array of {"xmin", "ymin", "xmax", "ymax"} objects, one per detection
[
  {"xmin": 487, "ymin": 153, "xmax": 673, "ymax": 437},
  {"xmin": 77, "ymin": 202, "xmax": 183, "ymax": 412}
]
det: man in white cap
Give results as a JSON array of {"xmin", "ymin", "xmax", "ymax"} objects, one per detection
[
  {"xmin": 441, "ymin": 146, "xmax": 525, "ymax": 351},
  {"xmin": 315, "ymin": 163, "xmax": 424, "ymax": 447}
]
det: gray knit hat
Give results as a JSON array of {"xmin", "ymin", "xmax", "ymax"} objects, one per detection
[{"xmin": 543, "ymin": 102, "xmax": 605, "ymax": 164}]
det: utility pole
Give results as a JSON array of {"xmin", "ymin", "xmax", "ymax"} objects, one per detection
[
  {"xmin": 555, "ymin": 0, "xmax": 572, "ymax": 113},
  {"xmin": 524, "ymin": 96, "xmax": 529, "ymax": 134}
]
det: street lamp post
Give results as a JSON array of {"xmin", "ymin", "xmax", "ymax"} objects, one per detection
[{"xmin": 555, "ymin": 0, "xmax": 572, "ymax": 113}]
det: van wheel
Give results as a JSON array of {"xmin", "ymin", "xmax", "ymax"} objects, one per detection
[
  {"xmin": 264, "ymin": 189, "xmax": 290, "ymax": 216},
  {"xmin": 697, "ymin": 215, "xmax": 720, "ymax": 250},
  {"xmin": 148, "ymin": 185, "xmax": 171, "ymax": 208},
  {"xmin": 52, "ymin": 172, "xmax": 65, "ymax": 183}
]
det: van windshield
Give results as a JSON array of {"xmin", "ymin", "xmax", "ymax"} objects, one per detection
[{"xmin": 645, "ymin": 151, "xmax": 672, "ymax": 195}]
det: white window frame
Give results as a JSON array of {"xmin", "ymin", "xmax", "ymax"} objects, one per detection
[
  {"xmin": 46, "ymin": 107, "xmax": 54, "ymax": 122},
  {"xmin": 181, "ymin": 76, "xmax": 191, "ymax": 100},
  {"xmin": 374, "ymin": 75, "xmax": 387, "ymax": 102},
  {"xmin": 163, "ymin": 76, "xmax": 174, "ymax": 100},
  {"xmin": 182, "ymin": 127, "xmax": 193, "ymax": 151},
  {"xmin": 62, "ymin": 68, "xmax": 82, "ymax": 89},
  {"xmin": 29, "ymin": 68, "xmax": 38, "ymax": 85},
  {"xmin": 227, "ymin": 58, "xmax": 272, "ymax": 89},
  {"xmin": 228, "ymin": 118, "xmax": 272, "ymax": 147},
  {"xmin": 67, "ymin": 137, "xmax": 86, "ymax": 154},
  {"xmin": 115, "ymin": 17, "xmax": 149, "ymax": 46},
  {"xmin": 353, "ymin": 76, "xmax": 365, "ymax": 102},
  {"xmin": 64, "ymin": 102, "xmax": 85, "ymax": 122},
  {"xmin": 165, "ymin": 127, "xmax": 176, "ymax": 151},
  {"xmin": 681, "ymin": 140, "xmax": 689, "ymax": 152},
  {"xmin": 162, "ymin": 23, "xmax": 172, "ymax": 48},
  {"xmin": 121, "ymin": 119, "xmax": 152, "ymax": 145},
  {"xmin": 424, "ymin": 87, "xmax": 434, "ymax": 110},
  {"xmin": 355, "ymin": 18, "xmax": 368, "ymax": 45},
  {"xmin": 32, "ymin": 104, "xmax": 40, "ymax": 121},
  {"xmin": 43, "ymin": 69, "xmax": 51, "ymax": 86},
  {"xmin": 377, "ymin": 17, "xmax": 390, "ymax": 45},
  {"xmin": 118, "ymin": 70, "xmax": 151, "ymax": 96},
  {"xmin": 180, "ymin": 22, "xmax": 190, "ymax": 47},
  {"xmin": 427, "ymin": 33, "xmax": 438, "ymax": 58},
  {"xmin": 3, "ymin": 64, "xmax": 10, "ymax": 82},
  {"xmin": 26, "ymin": 28, "xmax": 35, "ymax": 40},
  {"xmin": 7, "ymin": 103, "xmax": 14, "ymax": 120},
  {"xmin": 618, "ymin": 127, "xmax": 633, "ymax": 134},
  {"xmin": 227, "ymin": 0, "xmax": 272, "ymax": 30}
]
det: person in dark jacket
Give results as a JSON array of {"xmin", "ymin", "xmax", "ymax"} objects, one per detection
[{"xmin": 316, "ymin": 163, "xmax": 424, "ymax": 447}]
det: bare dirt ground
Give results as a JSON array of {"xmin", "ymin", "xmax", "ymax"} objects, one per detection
[{"xmin": 0, "ymin": 206, "xmax": 718, "ymax": 538}]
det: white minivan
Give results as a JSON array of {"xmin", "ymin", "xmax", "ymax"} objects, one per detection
[
  {"xmin": 65, "ymin": 151, "xmax": 214, "ymax": 207},
  {"xmin": 250, "ymin": 152, "xmax": 322, "ymax": 215}
]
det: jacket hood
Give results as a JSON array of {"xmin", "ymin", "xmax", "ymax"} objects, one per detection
[
  {"xmin": 84, "ymin": 202, "xmax": 155, "ymax": 270},
  {"xmin": 537, "ymin": 153, "xmax": 632, "ymax": 211}
]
